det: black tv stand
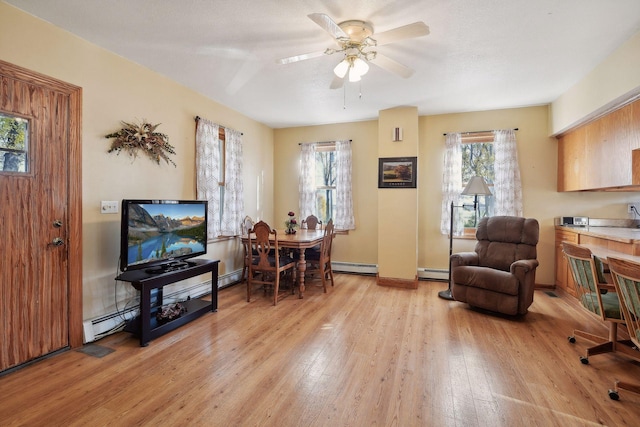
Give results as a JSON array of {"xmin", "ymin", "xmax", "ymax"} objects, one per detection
[
  {"xmin": 116, "ymin": 258, "xmax": 219, "ymax": 346},
  {"xmin": 145, "ymin": 260, "xmax": 192, "ymax": 275}
]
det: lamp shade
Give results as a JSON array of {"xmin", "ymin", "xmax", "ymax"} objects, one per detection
[{"xmin": 461, "ymin": 176, "xmax": 492, "ymax": 196}]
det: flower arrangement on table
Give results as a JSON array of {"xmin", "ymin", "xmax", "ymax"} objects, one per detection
[
  {"xmin": 285, "ymin": 211, "xmax": 299, "ymax": 234},
  {"xmin": 105, "ymin": 120, "xmax": 176, "ymax": 167}
]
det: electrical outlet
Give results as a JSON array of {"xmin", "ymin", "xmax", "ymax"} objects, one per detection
[
  {"xmin": 628, "ymin": 203, "xmax": 640, "ymax": 215},
  {"xmin": 101, "ymin": 200, "xmax": 119, "ymax": 214}
]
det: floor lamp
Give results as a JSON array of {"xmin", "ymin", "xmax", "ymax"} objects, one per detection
[{"xmin": 438, "ymin": 176, "xmax": 492, "ymax": 300}]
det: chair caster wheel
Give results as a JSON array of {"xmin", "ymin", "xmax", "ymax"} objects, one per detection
[
  {"xmin": 608, "ymin": 390, "xmax": 619, "ymax": 400},
  {"xmin": 568, "ymin": 336, "xmax": 576, "ymax": 343},
  {"xmin": 580, "ymin": 356, "xmax": 589, "ymax": 365}
]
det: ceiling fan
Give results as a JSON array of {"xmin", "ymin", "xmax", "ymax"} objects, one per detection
[{"xmin": 277, "ymin": 13, "xmax": 430, "ymax": 88}]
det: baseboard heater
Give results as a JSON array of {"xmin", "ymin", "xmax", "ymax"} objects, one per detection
[
  {"xmin": 82, "ymin": 270, "xmax": 237, "ymax": 343},
  {"xmin": 331, "ymin": 262, "xmax": 378, "ymax": 275},
  {"xmin": 418, "ymin": 268, "xmax": 449, "ymax": 281}
]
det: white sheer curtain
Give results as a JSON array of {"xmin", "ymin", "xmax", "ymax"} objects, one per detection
[
  {"xmin": 298, "ymin": 140, "xmax": 355, "ymax": 230},
  {"xmin": 335, "ymin": 140, "xmax": 355, "ymax": 230},
  {"xmin": 196, "ymin": 117, "xmax": 244, "ymax": 239},
  {"xmin": 298, "ymin": 143, "xmax": 317, "ymax": 220},
  {"xmin": 440, "ymin": 133, "xmax": 463, "ymax": 236},
  {"xmin": 196, "ymin": 118, "xmax": 221, "ymax": 240},
  {"xmin": 220, "ymin": 128, "xmax": 244, "ymax": 235},
  {"xmin": 493, "ymin": 129, "xmax": 522, "ymax": 217}
]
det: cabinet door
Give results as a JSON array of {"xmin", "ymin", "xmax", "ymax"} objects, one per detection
[
  {"xmin": 557, "ymin": 98, "xmax": 640, "ymax": 191},
  {"xmin": 555, "ymin": 229, "xmax": 578, "ymax": 296},
  {"xmin": 557, "ymin": 128, "xmax": 586, "ymax": 191}
]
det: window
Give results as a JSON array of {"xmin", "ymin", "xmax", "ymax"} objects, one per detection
[
  {"xmin": 196, "ymin": 118, "xmax": 244, "ymax": 240},
  {"xmin": 299, "ymin": 140, "xmax": 355, "ymax": 230},
  {"xmin": 459, "ymin": 137, "xmax": 495, "ymax": 227},
  {"xmin": 314, "ymin": 147, "xmax": 336, "ymax": 224},
  {"xmin": 441, "ymin": 129, "xmax": 522, "ymax": 236}
]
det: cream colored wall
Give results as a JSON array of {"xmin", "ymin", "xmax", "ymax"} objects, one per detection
[
  {"xmin": 273, "ymin": 121, "xmax": 379, "ymax": 265},
  {"xmin": 378, "ymin": 107, "xmax": 419, "ymax": 281},
  {"xmin": 421, "ymin": 106, "xmax": 640, "ymax": 286},
  {"xmin": 421, "ymin": 107, "xmax": 560, "ymax": 284},
  {"xmin": 275, "ymin": 105, "xmax": 640, "ymax": 287},
  {"xmin": 551, "ymin": 30, "xmax": 640, "ymax": 135},
  {"xmin": 0, "ymin": 3, "xmax": 274, "ymax": 320}
]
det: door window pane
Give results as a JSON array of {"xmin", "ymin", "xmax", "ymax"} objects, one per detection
[{"xmin": 0, "ymin": 113, "xmax": 29, "ymax": 173}]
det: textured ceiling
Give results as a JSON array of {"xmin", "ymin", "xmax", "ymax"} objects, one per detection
[{"xmin": 6, "ymin": 0, "xmax": 640, "ymax": 128}]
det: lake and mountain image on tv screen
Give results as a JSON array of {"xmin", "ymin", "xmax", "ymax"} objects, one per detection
[{"xmin": 127, "ymin": 203, "xmax": 206, "ymax": 267}]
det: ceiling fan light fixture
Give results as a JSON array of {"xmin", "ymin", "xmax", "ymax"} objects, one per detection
[
  {"xmin": 364, "ymin": 51, "xmax": 377, "ymax": 61},
  {"xmin": 352, "ymin": 57, "xmax": 369, "ymax": 76},
  {"xmin": 333, "ymin": 59, "xmax": 350, "ymax": 78},
  {"xmin": 348, "ymin": 66, "xmax": 362, "ymax": 82}
]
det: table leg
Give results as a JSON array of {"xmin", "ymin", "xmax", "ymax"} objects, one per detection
[{"xmin": 297, "ymin": 249, "xmax": 307, "ymax": 298}]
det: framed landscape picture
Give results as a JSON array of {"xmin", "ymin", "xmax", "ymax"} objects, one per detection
[{"xmin": 378, "ymin": 156, "xmax": 417, "ymax": 188}]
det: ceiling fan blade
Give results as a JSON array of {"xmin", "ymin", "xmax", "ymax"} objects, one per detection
[
  {"xmin": 371, "ymin": 53, "xmax": 415, "ymax": 78},
  {"xmin": 277, "ymin": 50, "xmax": 326, "ymax": 65},
  {"xmin": 308, "ymin": 13, "xmax": 348, "ymax": 40},
  {"xmin": 329, "ymin": 75, "xmax": 344, "ymax": 90},
  {"xmin": 373, "ymin": 22, "xmax": 430, "ymax": 46}
]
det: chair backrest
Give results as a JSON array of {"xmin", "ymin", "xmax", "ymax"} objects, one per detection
[
  {"xmin": 562, "ymin": 242, "xmax": 612, "ymax": 319},
  {"xmin": 249, "ymin": 221, "xmax": 278, "ymax": 270},
  {"xmin": 302, "ymin": 214, "xmax": 322, "ymax": 230},
  {"xmin": 320, "ymin": 219, "xmax": 335, "ymax": 260},
  {"xmin": 474, "ymin": 216, "xmax": 539, "ymax": 271},
  {"xmin": 240, "ymin": 215, "xmax": 255, "ymax": 235},
  {"xmin": 608, "ymin": 257, "xmax": 640, "ymax": 347}
]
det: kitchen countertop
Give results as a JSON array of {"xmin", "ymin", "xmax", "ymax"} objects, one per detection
[{"xmin": 555, "ymin": 225, "xmax": 640, "ymax": 244}]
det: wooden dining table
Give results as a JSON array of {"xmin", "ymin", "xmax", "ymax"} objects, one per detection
[{"xmin": 242, "ymin": 228, "xmax": 325, "ymax": 298}]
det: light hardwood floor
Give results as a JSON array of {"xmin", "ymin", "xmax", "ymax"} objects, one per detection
[{"xmin": 2, "ymin": 274, "xmax": 640, "ymax": 426}]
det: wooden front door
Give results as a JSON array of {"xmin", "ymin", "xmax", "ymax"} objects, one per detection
[{"xmin": 0, "ymin": 60, "xmax": 82, "ymax": 373}]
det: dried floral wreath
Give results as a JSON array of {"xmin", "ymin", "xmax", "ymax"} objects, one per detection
[{"xmin": 105, "ymin": 120, "xmax": 176, "ymax": 166}]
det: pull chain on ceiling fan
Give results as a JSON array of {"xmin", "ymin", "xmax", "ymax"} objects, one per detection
[{"xmin": 277, "ymin": 13, "xmax": 430, "ymax": 88}]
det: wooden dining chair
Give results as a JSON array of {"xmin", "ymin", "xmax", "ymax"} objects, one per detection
[
  {"xmin": 240, "ymin": 215, "xmax": 255, "ymax": 283},
  {"xmin": 606, "ymin": 256, "xmax": 640, "ymax": 400},
  {"xmin": 305, "ymin": 219, "xmax": 335, "ymax": 292},
  {"xmin": 562, "ymin": 242, "xmax": 628, "ymax": 364},
  {"xmin": 301, "ymin": 214, "xmax": 322, "ymax": 230},
  {"xmin": 247, "ymin": 221, "xmax": 296, "ymax": 306}
]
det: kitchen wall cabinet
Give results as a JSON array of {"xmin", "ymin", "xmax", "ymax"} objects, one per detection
[{"xmin": 557, "ymin": 98, "xmax": 640, "ymax": 191}]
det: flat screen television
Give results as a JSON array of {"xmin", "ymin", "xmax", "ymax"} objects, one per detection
[{"xmin": 119, "ymin": 199, "xmax": 208, "ymax": 272}]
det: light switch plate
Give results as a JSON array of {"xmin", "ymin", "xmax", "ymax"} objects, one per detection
[{"xmin": 101, "ymin": 200, "xmax": 119, "ymax": 214}]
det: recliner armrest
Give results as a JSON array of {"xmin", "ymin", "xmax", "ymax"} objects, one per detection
[
  {"xmin": 451, "ymin": 252, "xmax": 479, "ymax": 268},
  {"xmin": 510, "ymin": 259, "xmax": 539, "ymax": 275}
]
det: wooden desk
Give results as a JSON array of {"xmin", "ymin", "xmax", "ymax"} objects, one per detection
[{"xmin": 243, "ymin": 229, "xmax": 324, "ymax": 298}]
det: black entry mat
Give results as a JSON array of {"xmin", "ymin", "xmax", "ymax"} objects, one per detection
[
  {"xmin": 76, "ymin": 344, "xmax": 115, "ymax": 358},
  {"xmin": 545, "ymin": 291, "xmax": 559, "ymax": 298}
]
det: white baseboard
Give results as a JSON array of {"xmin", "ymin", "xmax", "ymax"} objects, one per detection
[{"xmin": 320, "ymin": 262, "xmax": 448, "ymax": 281}]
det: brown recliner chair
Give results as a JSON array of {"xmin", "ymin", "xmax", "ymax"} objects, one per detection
[{"xmin": 450, "ymin": 216, "xmax": 540, "ymax": 315}]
